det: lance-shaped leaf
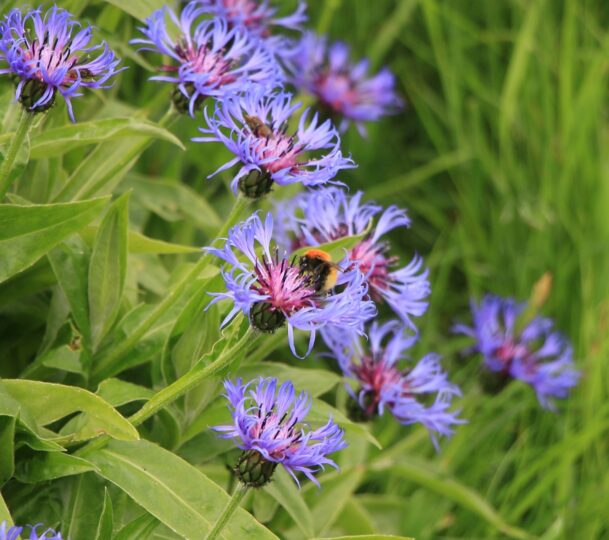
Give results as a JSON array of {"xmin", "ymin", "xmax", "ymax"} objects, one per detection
[{"xmin": 0, "ymin": 197, "xmax": 108, "ymax": 283}]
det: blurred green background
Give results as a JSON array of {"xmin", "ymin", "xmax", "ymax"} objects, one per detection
[{"xmin": 1, "ymin": 0, "xmax": 608, "ymax": 538}]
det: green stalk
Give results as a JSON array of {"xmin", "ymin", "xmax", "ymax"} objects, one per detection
[
  {"xmin": 91, "ymin": 195, "xmax": 251, "ymax": 383},
  {"xmin": 77, "ymin": 327, "xmax": 258, "ymax": 460},
  {"xmin": 204, "ymin": 483, "xmax": 249, "ymax": 540},
  {"xmin": 128, "ymin": 327, "xmax": 257, "ymax": 427},
  {"xmin": 0, "ymin": 109, "xmax": 35, "ymax": 200}
]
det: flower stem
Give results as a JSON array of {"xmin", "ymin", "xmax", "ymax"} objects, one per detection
[
  {"xmin": 0, "ymin": 109, "xmax": 35, "ymax": 200},
  {"xmin": 205, "ymin": 483, "xmax": 249, "ymax": 540},
  {"xmin": 91, "ymin": 195, "xmax": 251, "ymax": 383},
  {"xmin": 128, "ymin": 326, "xmax": 257, "ymax": 427}
]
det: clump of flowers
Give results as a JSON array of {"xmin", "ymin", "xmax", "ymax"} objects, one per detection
[
  {"xmin": 324, "ymin": 321, "xmax": 463, "ymax": 447},
  {"xmin": 0, "ymin": 521, "xmax": 62, "ymax": 540},
  {"xmin": 207, "ymin": 212, "xmax": 376, "ymax": 357},
  {"xmin": 274, "ymin": 186, "xmax": 430, "ymax": 329},
  {"xmin": 288, "ymin": 32, "xmax": 403, "ymax": 134},
  {"xmin": 196, "ymin": 88, "xmax": 355, "ymax": 197},
  {"xmin": 454, "ymin": 294, "xmax": 580, "ymax": 409},
  {"xmin": 132, "ymin": 2, "xmax": 280, "ymax": 116},
  {"xmin": 0, "ymin": 6, "xmax": 122, "ymax": 120},
  {"xmin": 214, "ymin": 377, "xmax": 346, "ymax": 487}
]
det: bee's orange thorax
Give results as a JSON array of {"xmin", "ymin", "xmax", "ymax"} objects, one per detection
[{"xmin": 302, "ymin": 248, "xmax": 332, "ymax": 262}]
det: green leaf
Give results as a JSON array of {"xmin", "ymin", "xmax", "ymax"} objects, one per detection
[
  {"xmin": 237, "ymin": 363, "xmax": 342, "ymax": 397},
  {"xmin": 0, "ymin": 415, "xmax": 16, "ymax": 486},
  {"xmin": 30, "ymin": 117, "xmax": 184, "ymax": 159},
  {"xmin": 126, "ymin": 174, "xmax": 222, "ymax": 233},
  {"xmin": 373, "ymin": 459, "xmax": 530, "ymax": 540},
  {"xmin": 94, "ymin": 489, "xmax": 114, "ymax": 540},
  {"xmin": 0, "ymin": 492, "xmax": 12, "ymax": 524},
  {"xmin": 101, "ymin": 0, "xmax": 167, "ymax": 20},
  {"xmin": 265, "ymin": 467, "xmax": 315, "ymax": 538},
  {"xmin": 88, "ymin": 193, "xmax": 129, "ymax": 350},
  {"xmin": 96, "ymin": 379, "xmax": 153, "ymax": 407},
  {"xmin": 301, "ymin": 467, "xmax": 365, "ymax": 537},
  {"xmin": 314, "ymin": 534, "xmax": 414, "ymax": 540},
  {"xmin": 15, "ymin": 451, "xmax": 97, "ymax": 483},
  {"xmin": 0, "ymin": 197, "xmax": 108, "ymax": 283},
  {"xmin": 48, "ymin": 236, "xmax": 92, "ymax": 344},
  {"xmin": 0, "ymin": 380, "xmax": 139, "ymax": 443},
  {"xmin": 85, "ymin": 439, "xmax": 279, "ymax": 539},
  {"xmin": 64, "ymin": 474, "xmax": 113, "ymax": 540},
  {"xmin": 39, "ymin": 345, "xmax": 83, "ymax": 374},
  {"xmin": 80, "ymin": 226, "xmax": 201, "ymax": 254}
]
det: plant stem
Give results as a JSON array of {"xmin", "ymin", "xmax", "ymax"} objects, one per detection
[
  {"xmin": 0, "ymin": 109, "xmax": 35, "ymax": 200},
  {"xmin": 128, "ymin": 327, "xmax": 257, "ymax": 427},
  {"xmin": 204, "ymin": 483, "xmax": 249, "ymax": 540},
  {"xmin": 91, "ymin": 195, "xmax": 251, "ymax": 383}
]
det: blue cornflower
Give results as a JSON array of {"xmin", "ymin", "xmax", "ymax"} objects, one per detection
[
  {"xmin": 132, "ymin": 2, "xmax": 280, "ymax": 116},
  {"xmin": 195, "ymin": 88, "xmax": 356, "ymax": 197},
  {"xmin": 198, "ymin": 0, "xmax": 306, "ymax": 66},
  {"xmin": 324, "ymin": 321, "xmax": 464, "ymax": 446},
  {"xmin": 0, "ymin": 521, "xmax": 62, "ymax": 540},
  {"xmin": 206, "ymin": 212, "xmax": 376, "ymax": 357},
  {"xmin": 288, "ymin": 32, "xmax": 403, "ymax": 135},
  {"xmin": 454, "ymin": 294, "xmax": 580, "ymax": 409},
  {"xmin": 199, "ymin": 0, "xmax": 306, "ymax": 40},
  {"xmin": 274, "ymin": 186, "xmax": 430, "ymax": 330},
  {"xmin": 0, "ymin": 6, "xmax": 122, "ymax": 120},
  {"xmin": 214, "ymin": 377, "xmax": 346, "ymax": 487}
]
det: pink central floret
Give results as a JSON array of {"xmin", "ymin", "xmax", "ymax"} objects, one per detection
[
  {"xmin": 495, "ymin": 341, "xmax": 535, "ymax": 374},
  {"xmin": 352, "ymin": 356, "xmax": 403, "ymax": 416},
  {"xmin": 315, "ymin": 71, "xmax": 359, "ymax": 112},
  {"xmin": 253, "ymin": 133, "xmax": 301, "ymax": 173},
  {"xmin": 25, "ymin": 37, "xmax": 78, "ymax": 83},
  {"xmin": 171, "ymin": 41, "xmax": 235, "ymax": 85},
  {"xmin": 252, "ymin": 254, "xmax": 317, "ymax": 314},
  {"xmin": 350, "ymin": 239, "xmax": 396, "ymax": 300}
]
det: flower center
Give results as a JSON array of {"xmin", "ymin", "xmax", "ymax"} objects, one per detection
[
  {"xmin": 350, "ymin": 239, "xmax": 396, "ymax": 300},
  {"xmin": 248, "ymin": 251, "xmax": 319, "ymax": 332},
  {"xmin": 314, "ymin": 70, "xmax": 359, "ymax": 111},
  {"xmin": 242, "ymin": 115, "xmax": 301, "ymax": 175},
  {"xmin": 174, "ymin": 40, "xmax": 235, "ymax": 85},
  {"xmin": 351, "ymin": 355, "xmax": 402, "ymax": 418}
]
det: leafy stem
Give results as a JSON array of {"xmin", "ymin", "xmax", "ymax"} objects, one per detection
[
  {"xmin": 0, "ymin": 109, "xmax": 35, "ymax": 200},
  {"xmin": 204, "ymin": 483, "xmax": 249, "ymax": 540},
  {"xmin": 128, "ymin": 325, "xmax": 258, "ymax": 427}
]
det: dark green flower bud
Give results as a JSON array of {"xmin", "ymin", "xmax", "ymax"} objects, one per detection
[
  {"xmin": 238, "ymin": 169, "xmax": 274, "ymax": 199},
  {"xmin": 249, "ymin": 301, "xmax": 285, "ymax": 333},
  {"xmin": 235, "ymin": 449, "xmax": 278, "ymax": 488},
  {"xmin": 18, "ymin": 79, "xmax": 56, "ymax": 113}
]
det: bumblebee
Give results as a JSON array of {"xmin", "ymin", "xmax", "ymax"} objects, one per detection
[{"xmin": 298, "ymin": 249, "xmax": 339, "ymax": 293}]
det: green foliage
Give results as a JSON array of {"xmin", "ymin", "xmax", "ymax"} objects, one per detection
[{"xmin": 0, "ymin": 0, "xmax": 607, "ymax": 539}]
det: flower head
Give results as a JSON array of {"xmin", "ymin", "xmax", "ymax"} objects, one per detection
[
  {"xmin": 207, "ymin": 212, "xmax": 376, "ymax": 357},
  {"xmin": 454, "ymin": 294, "xmax": 580, "ymax": 409},
  {"xmin": 324, "ymin": 321, "xmax": 463, "ymax": 446},
  {"xmin": 198, "ymin": 0, "xmax": 306, "ymax": 63},
  {"xmin": 132, "ymin": 2, "xmax": 280, "ymax": 116},
  {"xmin": 214, "ymin": 377, "xmax": 346, "ymax": 486},
  {"xmin": 0, "ymin": 521, "xmax": 62, "ymax": 540},
  {"xmin": 0, "ymin": 6, "xmax": 122, "ymax": 120},
  {"xmin": 274, "ymin": 187, "xmax": 430, "ymax": 329},
  {"xmin": 199, "ymin": 0, "xmax": 306, "ymax": 38},
  {"xmin": 196, "ymin": 88, "xmax": 355, "ymax": 197},
  {"xmin": 288, "ymin": 32, "xmax": 403, "ymax": 134}
]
